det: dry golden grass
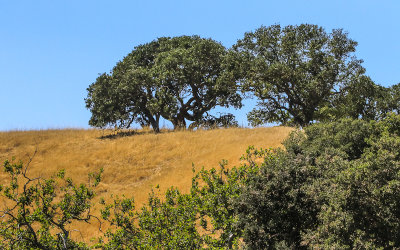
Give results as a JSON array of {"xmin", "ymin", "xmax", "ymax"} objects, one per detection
[{"xmin": 0, "ymin": 126, "xmax": 292, "ymax": 241}]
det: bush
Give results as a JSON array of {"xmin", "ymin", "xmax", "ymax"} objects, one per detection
[
  {"xmin": 189, "ymin": 113, "xmax": 239, "ymax": 130},
  {"xmin": 100, "ymin": 188, "xmax": 203, "ymax": 249},
  {"xmin": 0, "ymin": 156, "xmax": 102, "ymax": 249},
  {"xmin": 236, "ymin": 114, "xmax": 400, "ymax": 248},
  {"xmin": 100, "ymin": 159, "xmax": 258, "ymax": 249}
]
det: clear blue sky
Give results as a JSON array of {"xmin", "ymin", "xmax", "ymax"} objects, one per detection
[{"xmin": 1, "ymin": 0, "xmax": 399, "ymax": 131}]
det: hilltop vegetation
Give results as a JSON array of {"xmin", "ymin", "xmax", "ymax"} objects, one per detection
[{"xmin": 86, "ymin": 24, "xmax": 399, "ymax": 133}]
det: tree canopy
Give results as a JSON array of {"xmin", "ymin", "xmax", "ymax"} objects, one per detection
[
  {"xmin": 234, "ymin": 24, "xmax": 365, "ymax": 127},
  {"xmin": 329, "ymin": 75, "xmax": 389, "ymax": 121},
  {"xmin": 86, "ymin": 36, "xmax": 241, "ymax": 132}
]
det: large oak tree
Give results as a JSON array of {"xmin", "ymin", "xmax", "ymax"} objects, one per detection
[
  {"xmin": 86, "ymin": 36, "xmax": 241, "ymax": 132},
  {"xmin": 234, "ymin": 24, "xmax": 365, "ymax": 127}
]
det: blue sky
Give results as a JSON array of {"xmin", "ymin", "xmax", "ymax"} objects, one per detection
[{"xmin": 1, "ymin": 0, "xmax": 399, "ymax": 130}]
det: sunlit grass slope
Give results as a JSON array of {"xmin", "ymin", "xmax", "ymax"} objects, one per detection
[{"xmin": 0, "ymin": 126, "xmax": 292, "ymax": 240}]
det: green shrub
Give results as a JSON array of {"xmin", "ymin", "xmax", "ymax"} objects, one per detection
[
  {"xmin": 100, "ymin": 188, "xmax": 203, "ymax": 249},
  {"xmin": 236, "ymin": 114, "xmax": 400, "ymax": 248},
  {"xmin": 0, "ymin": 157, "xmax": 102, "ymax": 250},
  {"xmin": 100, "ymin": 158, "xmax": 259, "ymax": 249}
]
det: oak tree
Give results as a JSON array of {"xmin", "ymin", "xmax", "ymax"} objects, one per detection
[
  {"xmin": 234, "ymin": 24, "xmax": 364, "ymax": 127},
  {"xmin": 86, "ymin": 36, "xmax": 241, "ymax": 132}
]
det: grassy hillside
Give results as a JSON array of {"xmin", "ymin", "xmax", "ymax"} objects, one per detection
[{"xmin": 0, "ymin": 126, "xmax": 292, "ymax": 240}]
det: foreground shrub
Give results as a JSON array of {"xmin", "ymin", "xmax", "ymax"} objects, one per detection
[
  {"xmin": 0, "ymin": 155, "xmax": 103, "ymax": 249},
  {"xmin": 235, "ymin": 114, "xmax": 400, "ymax": 248},
  {"xmin": 100, "ymin": 188, "xmax": 202, "ymax": 249},
  {"xmin": 100, "ymin": 158, "xmax": 260, "ymax": 249}
]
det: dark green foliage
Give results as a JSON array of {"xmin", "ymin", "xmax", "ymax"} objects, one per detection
[
  {"xmin": 85, "ymin": 73, "xmax": 129, "ymax": 129},
  {"xmin": 0, "ymin": 156, "xmax": 103, "ymax": 250},
  {"xmin": 190, "ymin": 113, "xmax": 239, "ymax": 130},
  {"xmin": 153, "ymin": 36, "xmax": 242, "ymax": 129},
  {"xmin": 329, "ymin": 75, "xmax": 390, "ymax": 121},
  {"xmin": 285, "ymin": 118, "xmax": 374, "ymax": 160},
  {"xmin": 233, "ymin": 24, "xmax": 365, "ymax": 127},
  {"xmin": 381, "ymin": 83, "xmax": 400, "ymax": 116},
  {"xmin": 86, "ymin": 25, "xmax": 399, "ymax": 131},
  {"xmin": 236, "ymin": 115, "xmax": 400, "ymax": 248},
  {"xmin": 86, "ymin": 35, "xmax": 241, "ymax": 132},
  {"xmin": 234, "ymin": 150, "xmax": 316, "ymax": 249}
]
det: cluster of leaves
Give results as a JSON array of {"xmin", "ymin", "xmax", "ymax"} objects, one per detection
[
  {"xmin": 0, "ymin": 154, "xmax": 103, "ymax": 249},
  {"xmin": 99, "ymin": 188, "xmax": 202, "ymax": 249},
  {"xmin": 98, "ymin": 158, "xmax": 257, "ymax": 249},
  {"xmin": 3, "ymin": 115, "xmax": 400, "ymax": 248},
  {"xmin": 190, "ymin": 112, "xmax": 239, "ymax": 130}
]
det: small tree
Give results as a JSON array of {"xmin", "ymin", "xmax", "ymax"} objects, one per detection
[
  {"xmin": 101, "ymin": 188, "xmax": 204, "ymax": 249},
  {"xmin": 234, "ymin": 24, "xmax": 364, "ymax": 127},
  {"xmin": 0, "ymin": 156, "xmax": 102, "ymax": 249}
]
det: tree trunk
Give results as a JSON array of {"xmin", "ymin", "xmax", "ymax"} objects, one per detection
[
  {"xmin": 143, "ymin": 109, "xmax": 160, "ymax": 133},
  {"xmin": 152, "ymin": 115, "xmax": 160, "ymax": 133},
  {"xmin": 172, "ymin": 113, "xmax": 186, "ymax": 130},
  {"xmin": 149, "ymin": 117, "xmax": 160, "ymax": 133}
]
